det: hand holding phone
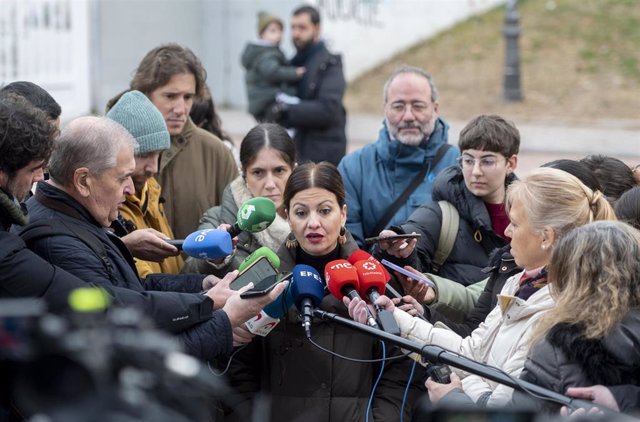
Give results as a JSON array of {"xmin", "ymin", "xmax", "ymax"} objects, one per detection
[
  {"xmin": 380, "ymin": 259, "xmax": 436, "ymax": 289},
  {"xmin": 364, "ymin": 233, "xmax": 421, "ymax": 245},
  {"xmin": 230, "ymin": 256, "xmax": 280, "ymax": 298}
]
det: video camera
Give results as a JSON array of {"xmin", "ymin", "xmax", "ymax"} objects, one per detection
[{"xmin": 0, "ymin": 294, "xmax": 226, "ymax": 422}]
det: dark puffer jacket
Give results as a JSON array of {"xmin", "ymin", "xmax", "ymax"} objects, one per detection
[
  {"xmin": 19, "ymin": 182, "xmax": 233, "ymax": 361},
  {"xmin": 425, "ymin": 245, "xmax": 521, "ymax": 337},
  {"xmin": 515, "ymin": 310, "xmax": 640, "ymax": 413},
  {"xmin": 222, "ymin": 232, "xmax": 424, "ymax": 422},
  {"xmin": 241, "ymin": 41, "xmax": 300, "ymax": 120},
  {"xmin": 398, "ymin": 166, "xmax": 514, "ymax": 286}
]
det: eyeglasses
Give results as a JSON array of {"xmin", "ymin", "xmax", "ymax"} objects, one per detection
[
  {"xmin": 456, "ymin": 155, "xmax": 504, "ymax": 171},
  {"xmin": 388, "ymin": 101, "xmax": 430, "ymax": 116}
]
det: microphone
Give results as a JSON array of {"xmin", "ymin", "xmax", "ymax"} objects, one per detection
[
  {"xmin": 324, "ymin": 259, "xmax": 378, "ymax": 328},
  {"xmin": 353, "ymin": 260, "xmax": 400, "ymax": 335},
  {"xmin": 348, "ymin": 250, "xmax": 391, "ymax": 281},
  {"xmin": 348, "ymin": 250, "xmax": 406, "ymax": 302},
  {"xmin": 238, "ymin": 246, "xmax": 280, "ymax": 273},
  {"xmin": 289, "ymin": 265, "xmax": 325, "ymax": 338},
  {"xmin": 228, "ymin": 197, "xmax": 277, "ymax": 238},
  {"xmin": 178, "ymin": 229, "xmax": 233, "ymax": 260},
  {"xmin": 244, "ymin": 273, "xmax": 294, "ymax": 336}
]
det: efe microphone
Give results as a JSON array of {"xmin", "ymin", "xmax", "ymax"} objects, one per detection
[{"xmin": 289, "ymin": 265, "xmax": 325, "ymax": 338}]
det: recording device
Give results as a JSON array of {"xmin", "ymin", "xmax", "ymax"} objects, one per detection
[
  {"xmin": 238, "ymin": 246, "xmax": 280, "ymax": 273},
  {"xmin": 230, "ymin": 256, "xmax": 280, "ymax": 298},
  {"xmin": 166, "ymin": 228, "xmax": 233, "ymax": 260},
  {"xmin": 425, "ymin": 364, "xmax": 452, "ymax": 384},
  {"xmin": 381, "ymin": 259, "xmax": 436, "ymax": 289},
  {"xmin": 364, "ymin": 233, "xmax": 421, "ymax": 245},
  {"xmin": 348, "ymin": 250, "xmax": 391, "ymax": 280},
  {"xmin": 325, "ymin": 260, "xmax": 378, "ymax": 328},
  {"xmin": 228, "ymin": 197, "xmax": 277, "ymax": 238},
  {"xmin": 352, "ymin": 260, "xmax": 400, "ymax": 335},
  {"xmin": 290, "ymin": 265, "xmax": 325, "ymax": 338},
  {"xmin": 349, "ymin": 251, "xmax": 429, "ymax": 322},
  {"xmin": 244, "ymin": 278, "xmax": 295, "ymax": 336},
  {"xmin": 0, "ymin": 297, "xmax": 226, "ymax": 421}
]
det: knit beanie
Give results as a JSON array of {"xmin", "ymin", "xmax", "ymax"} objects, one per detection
[
  {"xmin": 258, "ymin": 11, "xmax": 283, "ymax": 36},
  {"xmin": 106, "ymin": 90, "xmax": 170, "ymax": 154}
]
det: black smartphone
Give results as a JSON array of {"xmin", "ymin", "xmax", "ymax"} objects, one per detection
[
  {"xmin": 240, "ymin": 272, "xmax": 292, "ymax": 299},
  {"xmin": 364, "ymin": 233, "xmax": 421, "ymax": 245},
  {"xmin": 230, "ymin": 256, "xmax": 278, "ymax": 298}
]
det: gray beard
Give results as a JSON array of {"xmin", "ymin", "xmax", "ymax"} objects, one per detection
[{"xmin": 386, "ymin": 115, "xmax": 437, "ymax": 146}]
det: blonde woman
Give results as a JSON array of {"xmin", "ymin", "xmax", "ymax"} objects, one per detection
[
  {"xmin": 515, "ymin": 221, "xmax": 640, "ymax": 413},
  {"xmin": 347, "ymin": 167, "xmax": 616, "ymax": 407}
]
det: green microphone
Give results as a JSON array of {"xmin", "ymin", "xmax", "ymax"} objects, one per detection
[
  {"xmin": 238, "ymin": 246, "xmax": 281, "ymax": 273},
  {"xmin": 228, "ymin": 197, "xmax": 277, "ymax": 238}
]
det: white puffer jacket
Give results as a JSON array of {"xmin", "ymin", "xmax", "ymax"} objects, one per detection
[{"xmin": 394, "ymin": 271, "xmax": 554, "ymax": 407}]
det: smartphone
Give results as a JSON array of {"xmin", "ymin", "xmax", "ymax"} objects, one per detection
[
  {"xmin": 380, "ymin": 259, "xmax": 436, "ymax": 288},
  {"xmin": 364, "ymin": 233, "xmax": 421, "ymax": 245},
  {"xmin": 231, "ymin": 256, "xmax": 278, "ymax": 291}
]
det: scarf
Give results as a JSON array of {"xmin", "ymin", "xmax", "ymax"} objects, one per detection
[
  {"xmin": 516, "ymin": 266, "xmax": 548, "ymax": 301},
  {"xmin": 0, "ymin": 188, "xmax": 28, "ymax": 226}
]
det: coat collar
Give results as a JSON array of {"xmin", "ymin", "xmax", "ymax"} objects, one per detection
[{"xmin": 374, "ymin": 117, "xmax": 450, "ymax": 166}]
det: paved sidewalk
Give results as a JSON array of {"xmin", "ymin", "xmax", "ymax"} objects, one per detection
[{"xmin": 219, "ymin": 109, "xmax": 640, "ymax": 175}]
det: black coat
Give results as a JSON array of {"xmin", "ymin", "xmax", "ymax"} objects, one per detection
[
  {"xmin": 425, "ymin": 245, "xmax": 521, "ymax": 337},
  {"xmin": 282, "ymin": 42, "xmax": 347, "ymax": 166},
  {"xmin": 515, "ymin": 310, "xmax": 640, "ymax": 413},
  {"xmin": 0, "ymin": 197, "xmax": 90, "ymax": 312},
  {"xmin": 222, "ymin": 232, "xmax": 424, "ymax": 422},
  {"xmin": 398, "ymin": 166, "xmax": 513, "ymax": 286},
  {"xmin": 19, "ymin": 182, "xmax": 233, "ymax": 361}
]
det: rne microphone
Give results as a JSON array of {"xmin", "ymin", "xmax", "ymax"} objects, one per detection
[
  {"xmin": 324, "ymin": 259, "xmax": 378, "ymax": 328},
  {"xmin": 238, "ymin": 246, "xmax": 281, "ymax": 273},
  {"xmin": 229, "ymin": 197, "xmax": 277, "ymax": 238},
  {"xmin": 167, "ymin": 229, "xmax": 233, "ymax": 260},
  {"xmin": 353, "ymin": 260, "xmax": 400, "ymax": 335},
  {"xmin": 289, "ymin": 265, "xmax": 325, "ymax": 338},
  {"xmin": 244, "ymin": 273, "xmax": 294, "ymax": 336}
]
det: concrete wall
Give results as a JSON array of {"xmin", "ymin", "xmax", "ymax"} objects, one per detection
[
  {"xmin": 90, "ymin": 0, "xmax": 205, "ymax": 114},
  {"xmin": 89, "ymin": 0, "xmax": 504, "ymax": 114}
]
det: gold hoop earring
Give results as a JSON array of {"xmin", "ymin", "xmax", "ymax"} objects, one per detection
[
  {"xmin": 338, "ymin": 226, "xmax": 347, "ymax": 245},
  {"xmin": 285, "ymin": 232, "xmax": 299, "ymax": 249}
]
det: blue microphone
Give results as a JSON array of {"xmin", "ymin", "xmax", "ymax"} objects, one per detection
[
  {"xmin": 181, "ymin": 229, "xmax": 233, "ymax": 260},
  {"xmin": 290, "ymin": 265, "xmax": 325, "ymax": 338}
]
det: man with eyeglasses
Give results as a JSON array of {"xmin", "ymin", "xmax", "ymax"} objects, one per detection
[
  {"xmin": 379, "ymin": 114, "xmax": 520, "ymax": 289},
  {"xmin": 338, "ymin": 65, "xmax": 459, "ymax": 248}
]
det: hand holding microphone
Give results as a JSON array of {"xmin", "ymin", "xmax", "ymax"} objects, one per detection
[{"xmin": 352, "ymin": 259, "xmax": 400, "ymax": 335}]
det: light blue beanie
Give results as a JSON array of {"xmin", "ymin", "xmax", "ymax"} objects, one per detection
[{"xmin": 107, "ymin": 90, "xmax": 170, "ymax": 154}]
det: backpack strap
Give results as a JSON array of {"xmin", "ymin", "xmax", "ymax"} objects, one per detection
[
  {"xmin": 431, "ymin": 200, "xmax": 459, "ymax": 274},
  {"xmin": 20, "ymin": 219, "xmax": 115, "ymax": 282},
  {"xmin": 368, "ymin": 143, "xmax": 454, "ymax": 238}
]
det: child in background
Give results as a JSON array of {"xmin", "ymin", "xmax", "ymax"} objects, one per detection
[{"xmin": 241, "ymin": 11, "xmax": 304, "ymax": 122}]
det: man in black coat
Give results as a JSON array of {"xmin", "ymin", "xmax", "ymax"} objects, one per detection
[
  {"xmin": 274, "ymin": 5, "xmax": 347, "ymax": 166},
  {"xmin": 15, "ymin": 115, "xmax": 285, "ymax": 362}
]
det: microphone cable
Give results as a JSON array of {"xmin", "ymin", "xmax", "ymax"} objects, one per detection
[
  {"xmin": 207, "ymin": 344, "xmax": 249, "ymax": 377},
  {"xmin": 366, "ymin": 340, "xmax": 386, "ymax": 422},
  {"xmin": 306, "ymin": 335, "xmax": 410, "ymax": 363},
  {"xmin": 400, "ymin": 359, "xmax": 417, "ymax": 422}
]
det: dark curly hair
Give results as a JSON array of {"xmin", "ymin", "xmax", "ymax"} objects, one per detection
[{"xmin": 0, "ymin": 94, "xmax": 56, "ymax": 176}]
